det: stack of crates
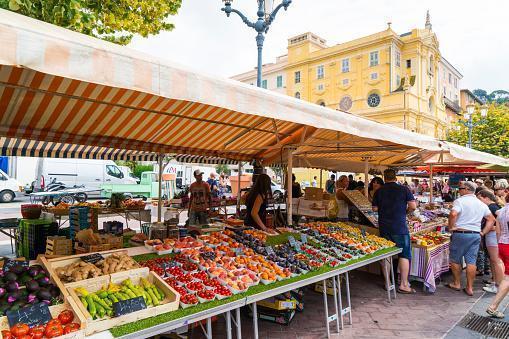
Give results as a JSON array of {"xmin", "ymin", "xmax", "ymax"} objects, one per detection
[
  {"xmin": 45, "ymin": 236, "xmax": 72, "ymax": 256},
  {"xmin": 69, "ymin": 206, "xmax": 91, "ymax": 240}
]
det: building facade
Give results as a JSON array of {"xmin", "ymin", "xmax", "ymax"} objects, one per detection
[
  {"xmin": 439, "ymin": 57, "xmax": 463, "ymax": 123},
  {"xmin": 460, "ymin": 89, "xmax": 483, "ymax": 111},
  {"xmin": 232, "ymin": 55, "xmax": 288, "ymax": 94},
  {"xmin": 232, "ymin": 14, "xmax": 461, "ymax": 139}
]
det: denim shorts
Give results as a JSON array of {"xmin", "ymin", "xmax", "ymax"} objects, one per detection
[
  {"xmin": 381, "ymin": 233, "xmax": 411, "ymax": 260},
  {"xmin": 485, "ymin": 231, "xmax": 498, "ymax": 247},
  {"xmin": 449, "ymin": 232, "xmax": 481, "ymax": 265}
]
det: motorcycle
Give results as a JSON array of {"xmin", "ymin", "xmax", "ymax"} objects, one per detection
[{"xmin": 41, "ymin": 178, "xmax": 88, "ymax": 206}]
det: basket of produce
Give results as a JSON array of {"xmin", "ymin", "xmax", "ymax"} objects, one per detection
[
  {"xmin": 67, "ymin": 267, "xmax": 180, "ymax": 335},
  {"xmin": 21, "ymin": 204, "xmax": 42, "ymax": 220}
]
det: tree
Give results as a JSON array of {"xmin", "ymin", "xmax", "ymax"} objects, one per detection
[
  {"xmin": 215, "ymin": 165, "xmax": 231, "ymax": 176},
  {"xmin": 472, "ymin": 89, "xmax": 489, "ymax": 103},
  {"xmin": 447, "ymin": 103, "xmax": 509, "ymax": 157},
  {"xmin": 472, "ymin": 89, "xmax": 509, "ymax": 105},
  {"xmin": 1, "ymin": 0, "xmax": 182, "ymax": 45}
]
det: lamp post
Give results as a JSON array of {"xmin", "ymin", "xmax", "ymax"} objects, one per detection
[
  {"xmin": 221, "ymin": 0, "xmax": 292, "ymax": 87},
  {"xmin": 459, "ymin": 104, "xmax": 488, "ymax": 148}
]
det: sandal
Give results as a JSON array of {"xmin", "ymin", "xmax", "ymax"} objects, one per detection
[
  {"xmin": 486, "ymin": 308, "xmax": 505, "ymax": 319},
  {"xmin": 445, "ymin": 283, "xmax": 461, "ymax": 291},
  {"xmin": 397, "ymin": 287, "xmax": 416, "ymax": 294},
  {"xmin": 463, "ymin": 288, "xmax": 474, "ymax": 296}
]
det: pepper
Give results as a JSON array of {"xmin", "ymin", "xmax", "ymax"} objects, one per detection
[{"xmin": 86, "ymin": 295, "xmax": 96, "ymax": 318}]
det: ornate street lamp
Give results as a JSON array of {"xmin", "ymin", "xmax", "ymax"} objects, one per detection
[
  {"xmin": 221, "ymin": 0, "xmax": 292, "ymax": 88},
  {"xmin": 460, "ymin": 104, "xmax": 489, "ymax": 148}
]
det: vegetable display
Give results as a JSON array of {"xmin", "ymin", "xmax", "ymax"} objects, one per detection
[
  {"xmin": 1, "ymin": 310, "xmax": 79, "ymax": 338},
  {"xmin": 74, "ymin": 278, "xmax": 165, "ymax": 319}
]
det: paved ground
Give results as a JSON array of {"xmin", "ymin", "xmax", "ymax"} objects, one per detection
[{"xmin": 188, "ymin": 270, "xmax": 489, "ymax": 339}]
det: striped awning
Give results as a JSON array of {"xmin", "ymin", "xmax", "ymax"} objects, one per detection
[
  {"xmin": 171, "ymin": 154, "xmax": 238, "ymax": 165},
  {"xmin": 0, "ymin": 137, "xmax": 159, "ymax": 161},
  {"xmin": 0, "ymin": 10, "xmax": 507, "ymax": 172}
]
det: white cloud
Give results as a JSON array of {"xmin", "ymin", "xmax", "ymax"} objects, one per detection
[{"xmin": 129, "ymin": 0, "xmax": 508, "ymax": 92}]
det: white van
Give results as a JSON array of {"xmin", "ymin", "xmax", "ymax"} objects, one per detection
[
  {"xmin": 37, "ymin": 159, "xmax": 137, "ymax": 197},
  {"xmin": 118, "ymin": 166, "xmax": 140, "ymax": 184},
  {"xmin": 0, "ymin": 169, "xmax": 22, "ymax": 202}
]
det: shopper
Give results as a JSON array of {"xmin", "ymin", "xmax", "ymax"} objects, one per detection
[
  {"xmin": 477, "ymin": 189, "xmax": 503, "ymax": 293},
  {"xmin": 245, "ymin": 174, "xmax": 277, "ymax": 234},
  {"xmin": 442, "ymin": 179, "xmax": 450, "ymax": 199},
  {"xmin": 494, "ymin": 179, "xmax": 508, "ymax": 207},
  {"xmin": 335, "ymin": 175, "xmax": 350, "ymax": 221},
  {"xmin": 368, "ymin": 177, "xmax": 384, "ymax": 202},
  {"xmin": 447, "ymin": 181, "xmax": 496, "ymax": 296},
  {"xmin": 326, "ymin": 174, "xmax": 336, "ymax": 194},
  {"xmin": 347, "ymin": 174, "xmax": 357, "ymax": 190},
  {"xmin": 372, "ymin": 169, "xmax": 416, "ymax": 294},
  {"xmin": 207, "ymin": 173, "xmax": 219, "ymax": 198},
  {"xmin": 312, "ymin": 176, "xmax": 318, "ymax": 187},
  {"xmin": 486, "ymin": 195, "xmax": 509, "ymax": 318},
  {"xmin": 188, "ymin": 169, "xmax": 211, "ymax": 226},
  {"xmin": 485, "ymin": 179, "xmax": 494, "ymax": 190}
]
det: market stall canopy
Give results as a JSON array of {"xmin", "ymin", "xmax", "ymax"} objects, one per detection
[
  {"xmin": 169, "ymin": 154, "xmax": 238, "ymax": 165},
  {"xmin": 0, "ymin": 10, "xmax": 446, "ymax": 167}
]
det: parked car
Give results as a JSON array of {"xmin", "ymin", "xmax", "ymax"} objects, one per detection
[{"xmin": 0, "ymin": 169, "xmax": 22, "ymax": 203}]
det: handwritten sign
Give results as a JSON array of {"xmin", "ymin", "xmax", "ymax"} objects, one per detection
[
  {"xmin": 81, "ymin": 253, "xmax": 104, "ymax": 264},
  {"xmin": 288, "ymin": 236, "xmax": 296, "ymax": 247},
  {"xmin": 3, "ymin": 259, "xmax": 28, "ymax": 272},
  {"xmin": 300, "ymin": 234, "xmax": 308, "ymax": 244},
  {"xmin": 7, "ymin": 302, "xmax": 52, "ymax": 328},
  {"xmin": 265, "ymin": 246, "xmax": 275, "ymax": 256},
  {"xmin": 113, "ymin": 296, "xmax": 147, "ymax": 317},
  {"xmin": 312, "ymin": 230, "xmax": 320, "ymax": 237}
]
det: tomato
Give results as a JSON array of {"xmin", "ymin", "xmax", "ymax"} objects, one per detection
[
  {"xmin": 16, "ymin": 335, "xmax": 33, "ymax": 339},
  {"xmin": 29, "ymin": 325, "xmax": 45, "ymax": 339},
  {"xmin": 63, "ymin": 323, "xmax": 80, "ymax": 334},
  {"xmin": 1, "ymin": 330, "xmax": 13, "ymax": 339},
  {"xmin": 44, "ymin": 324, "xmax": 63, "ymax": 338},
  {"xmin": 57, "ymin": 310, "xmax": 74, "ymax": 325},
  {"xmin": 46, "ymin": 319, "xmax": 61, "ymax": 327},
  {"xmin": 10, "ymin": 323, "xmax": 29, "ymax": 337}
]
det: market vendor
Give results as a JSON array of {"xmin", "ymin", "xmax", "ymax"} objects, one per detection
[
  {"xmin": 245, "ymin": 173, "xmax": 277, "ymax": 234},
  {"xmin": 188, "ymin": 169, "xmax": 211, "ymax": 226},
  {"xmin": 334, "ymin": 175, "xmax": 350, "ymax": 221}
]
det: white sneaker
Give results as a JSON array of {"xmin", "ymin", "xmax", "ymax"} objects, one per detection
[{"xmin": 483, "ymin": 284, "xmax": 498, "ymax": 294}]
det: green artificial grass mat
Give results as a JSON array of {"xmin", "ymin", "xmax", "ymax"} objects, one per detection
[{"xmin": 110, "ymin": 246, "xmax": 397, "ymax": 337}]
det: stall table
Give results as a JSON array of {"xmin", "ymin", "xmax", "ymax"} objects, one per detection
[{"xmin": 410, "ymin": 240, "xmax": 450, "ymax": 293}]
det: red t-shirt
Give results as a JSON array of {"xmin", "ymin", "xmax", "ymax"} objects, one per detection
[{"xmin": 189, "ymin": 181, "xmax": 211, "ymax": 212}]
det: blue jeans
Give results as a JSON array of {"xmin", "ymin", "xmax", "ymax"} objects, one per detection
[{"xmin": 381, "ymin": 233, "xmax": 411, "ymax": 260}]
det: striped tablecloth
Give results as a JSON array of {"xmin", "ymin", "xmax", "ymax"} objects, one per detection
[{"xmin": 409, "ymin": 241, "xmax": 450, "ymax": 292}]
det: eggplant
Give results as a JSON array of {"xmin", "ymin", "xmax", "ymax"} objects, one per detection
[
  {"xmin": 25, "ymin": 279, "xmax": 39, "ymax": 292},
  {"xmin": 28, "ymin": 266, "xmax": 40, "ymax": 278},
  {"xmin": 19, "ymin": 273, "xmax": 32, "ymax": 285},
  {"xmin": 5, "ymin": 281, "xmax": 19, "ymax": 293},
  {"xmin": 36, "ymin": 289, "xmax": 51, "ymax": 301},
  {"xmin": 0, "ymin": 288, "xmax": 5, "ymax": 298},
  {"xmin": 4, "ymin": 272, "xmax": 17, "ymax": 282},
  {"xmin": 0, "ymin": 304, "xmax": 9, "ymax": 315},
  {"xmin": 49, "ymin": 285, "xmax": 60, "ymax": 298},
  {"xmin": 33, "ymin": 273, "xmax": 46, "ymax": 280},
  {"xmin": 37, "ymin": 276, "xmax": 50, "ymax": 287}
]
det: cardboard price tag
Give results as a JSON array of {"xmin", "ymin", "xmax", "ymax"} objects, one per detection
[
  {"xmin": 234, "ymin": 247, "xmax": 243, "ymax": 255},
  {"xmin": 113, "ymin": 296, "xmax": 147, "ymax": 317},
  {"xmin": 6, "ymin": 302, "xmax": 52, "ymax": 328},
  {"xmin": 288, "ymin": 236, "xmax": 296, "ymax": 247},
  {"xmin": 81, "ymin": 253, "xmax": 104, "ymax": 264},
  {"xmin": 3, "ymin": 259, "xmax": 28, "ymax": 272},
  {"xmin": 266, "ymin": 246, "xmax": 275, "ymax": 256},
  {"xmin": 300, "ymin": 233, "xmax": 308, "ymax": 244},
  {"xmin": 312, "ymin": 230, "xmax": 320, "ymax": 237}
]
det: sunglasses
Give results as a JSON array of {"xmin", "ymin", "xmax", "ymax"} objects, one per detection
[{"xmin": 458, "ymin": 187, "xmax": 467, "ymax": 190}]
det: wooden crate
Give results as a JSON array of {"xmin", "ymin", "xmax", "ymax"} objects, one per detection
[
  {"xmin": 101, "ymin": 234, "xmax": 123, "ymax": 250},
  {"xmin": 0, "ymin": 300, "xmax": 86, "ymax": 339},
  {"xmin": 67, "ymin": 267, "xmax": 180, "ymax": 336},
  {"xmin": 38, "ymin": 249, "xmax": 135, "ymax": 298},
  {"xmin": 75, "ymin": 243, "xmax": 111, "ymax": 254},
  {"xmin": 46, "ymin": 236, "xmax": 73, "ymax": 256}
]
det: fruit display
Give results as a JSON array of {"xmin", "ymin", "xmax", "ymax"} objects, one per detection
[
  {"xmin": 173, "ymin": 237, "xmax": 203, "ymax": 251},
  {"xmin": 74, "ymin": 277, "xmax": 165, "ymax": 319},
  {"xmin": 2, "ymin": 309, "xmax": 80, "ymax": 338},
  {"xmin": 411, "ymin": 232, "xmax": 449, "ymax": 247},
  {"xmin": 0, "ymin": 264, "xmax": 62, "ymax": 315},
  {"xmin": 180, "ymin": 294, "xmax": 198, "ymax": 308},
  {"xmin": 122, "ymin": 199, "xmax": 146, "ymax": 210},
  {"xmin": 54, "ymin": 253, "xmax": 139, "ymax": 282}
]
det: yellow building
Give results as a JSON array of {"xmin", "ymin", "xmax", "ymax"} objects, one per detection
[{"xmin": 233, "ymin": 14, "xmax": 451, "ymax": 139}]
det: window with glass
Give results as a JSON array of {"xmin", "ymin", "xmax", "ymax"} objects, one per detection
[
  {"xmin": 106, "ymin": 165, "xmax": 123, "ymax": 178},
  {"xmin": 317, "ymin": 65, "xmax": 324, "ymax": 79},
  {"xmin": 396, "ymin": 75, "xmax": 401, "ymax": 86},
  {"xmin": 276, "ymin": 75, "xmax": 283, "ymax": 88},
  {"xmin": 317, "ymin": 84, "xmax": 324, "ymax": 91},
  {"xmin": 370, "ymin": 73, "xmax": 378, "ymax": 80},
  {"xmin": 454, "ymin": 78, "xmax": 458, "ymax": 88},
  {"xmin": 342, "ymin": 58, "xmax": 350, "ymax": 73},
  {"xmin": 261, "ymin": 79, "xmax": 267, "ymax": 89},
  {"xmin": 367, "ymin": 93, "xmax": 381, "ymax": 107},
  {"xmin": 369, "ymin": 51, "xmax": 379, "ymax": 67},
  {"xmin": 339, "ymin": 96, "xmax": 353, "ymax": 111},
  {"xmin": 342, "ymin": 78, "xmax": 349, "ymax": 86},
  {"xmin": 448, "ymin": 73, "xmax": 452, "ymax": 84},
  {"xmin": 295, "ymin": 71, "xmax": 301, "ymax": 84},
  {"xmin": 395, "ymin": 51, "xmax": 401, "ymax": 67},
  {"xmin": 406, "ymin": 59, "xmax": 411, "ymax": 68},
  {"xmin": 295, "ymin": 92, "xmax": 300, "ymax": 99}
]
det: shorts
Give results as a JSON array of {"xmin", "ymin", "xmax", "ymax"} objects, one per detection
[
  {"xmin": 449, "ymin": 232, "xmax": 481, "ymax": 265},
  {"xmin": 485, "ymin": 231, "xmax": 498, "ymax": 247},
  {"xmin": 499, "ymin": 243, "xmax": 509, "ymax": 276},
  {"xmin": 188, "ymin": 211, "xmax": 208, "ymax": 226},
  {"xmin": 381, "ymin": 233, "xmax": 411, "ymax": 260}
]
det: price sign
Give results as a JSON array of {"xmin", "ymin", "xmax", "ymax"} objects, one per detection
[
  {"xmin": 312, "ymin": 230, "xmax": 319, "ymax": 237},
  {"xmin": 333, "ymin": 248, "xmax": 343, "ymax": 258},
  {"xmin": 292, "ymin": 241, "xmax": 301, "ymax": 251},
  {"xmin": 300, "ymin": 233, "xmax": 308, "ymax": 244},
  {"xmin": 288, "ymin": 236, "xmax": 296, "ymax": 247},
  {"xmin": 234, "ymin": 247, "xmax": 243, "ymax": 255},
  {"xmin": 81, "ymin": 253, "xmax": 104, "ymax": 264},
  {"xmin": 113, "ymin": 296, "xmax": 147, "ymax": 317},
  {"xmin": 361, "ymin": 229, "xmax": 367, "ymax": 237},
  {"xmin": 266, "ymin": 246, "xmax": 275, "ymax": 256},
  {"xmin": 3, "ymin": 259, "xmax": 28, "ymax": 272},
  {"xmin": 7, "ymin": 302, "xmax": 52, "ymax": 328}
]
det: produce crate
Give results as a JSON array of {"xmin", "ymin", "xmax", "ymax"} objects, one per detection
[
  {"xmin": 257, "ymin": 298, "xmax": 296, "ymax": 310},
  {"xmin": 66, "ymin": 267, "xmax": 180, "ymax": 336},
  {"xmin": 46, "ymin": 236, "xmax": 73, "ymax": 256},
  {"xmin": 75, "ymin": 243, "xmax": 111, "ymax": 254},
  {"xmin": 0, "ymin": 301, "xmax": 86, "ymax": 339},
  {"xmin": 38, "ymin": 249, "xmax": 137, "ymax": 298},
  {"xmin": 100, "ymin": 234, "xmax": 123, "ymax": 250},
  {"xmin": 304, "ymin": 187, "xmax": 323, "ymax": 201}
]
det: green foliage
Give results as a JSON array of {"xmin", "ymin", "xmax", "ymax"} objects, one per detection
[
  {"xmin": 115, "ymin": 160, "xmax": 137, "ymax": 172},
  {"xmin": 215, "ymin": 164, "xmax": 231, "ymax": 176},
  {"xmin": 1, "ymin": 0, "xmax": 182, "ymax": 45},
  {"xmin": 133, "ymin": 164, "xmax": 153, "ymax": 178},
  {"xmin": 472, "ymin": 89, "xmax": 509, "ymax": 105},
  {"xmin": 447, "ymin": 104, "xmax": 509, "ymax": 157}
]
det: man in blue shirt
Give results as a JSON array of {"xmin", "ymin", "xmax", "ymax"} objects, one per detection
[{"xmin": 373, "ymin": 168, "xmax": 417, "ymax": 294}]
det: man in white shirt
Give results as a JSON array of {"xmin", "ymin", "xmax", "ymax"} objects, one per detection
[
  {"xmin": 311, "ymin": 176, "xmax": 317, "ymax": 187},
  {"xmin": 447, "ymin": 181, "xmax": 496, "ymax": 296}
]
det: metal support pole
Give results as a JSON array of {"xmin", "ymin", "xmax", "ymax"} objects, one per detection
[
  {"xmin": 322, "ymin": 280, "xmax": 331, "ymax": 339},
  {"xmin": 332, "ymin": 276, "xmax": 340, "ymax": 332},
  {"xmin": 252, "ymin": 303, "xmax": 259, "ymax": 339},
  {"xmin": 256, "ymin": 33, "xmax": 264, "ymax": 87},
  {"xmin": 364, "ymin": 158, "xmax": 369, "ymax": 197},
  {"xmin": 390, "ymin": 256, "xmax": 397, "ymax": 300},
  {"xmin": 235, "ymin": 307, "xmax": 242, "ymax": 339},
  {"xmin": 468, "ymin": 115, "xmax": 473, "ymax": 148},
  {"xmin": 226, "ymin": 310, "xmax": 232, "ymax": 339},
  {"xmin": 345, "ymin": 272, "xmax": 353, "ymax": 325},
  {"xmin": 157, "ymin": 154, "xmax": 163, "ymax": 222},
  {"xmin": 320, "ymin": 169, "xmax": 323, "ymax": 188},
  {"xmin": 236, "ymin": 162, "xmax": 242, "ymax": 216},
  {"xmin": 429, "ymin": 164, "xmax": 433, "ymax": 204},
  {"xmin": 206, "ymin": 317, "xmax": 212, "ymax": 339},
  {"xmin": 337, "ymin": 275, "xmax": 344, "ymax": 330},
  {"xmin": 287, "ymin": 149, "xmax": 293, "ymax": 226},
  {"xmin": 384, "ymin": 258, "xmax": 391, "ymax": 303}
]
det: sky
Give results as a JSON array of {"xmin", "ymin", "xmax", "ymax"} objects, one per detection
[{"xmin": 129, "ymin": 0, "xmax": 508, "ymax": 93}]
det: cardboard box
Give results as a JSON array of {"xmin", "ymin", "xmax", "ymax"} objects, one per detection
[
  {"xmin": 257, "ymin": 298, "xmax": 296, "ymax": 310},
  {"xmin": 304, "ymin": 187, "xmax": 324, "ymax": 201}
]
